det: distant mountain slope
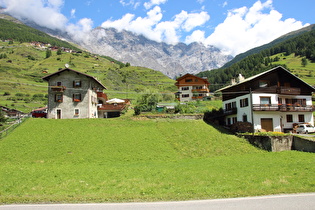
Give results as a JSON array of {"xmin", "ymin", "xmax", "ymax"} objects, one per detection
[
  {"xmin": 0, "ymin": 14, "xmax": 80, "ymax": 51},
  {"xmin": 222, "ymin": 24, "xmax": 315, "ymax": 69},
  {"xmin": 76, "ymin": 27, "xmax": 233, "ymax": 79}
]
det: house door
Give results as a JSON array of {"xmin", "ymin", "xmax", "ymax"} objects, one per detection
[
  {"xmin": 57, "ymin": 109, "xmax": 61, "ymax": 119},
  {"xmin": 261, "ymin": 118, "xmax": 273, "ymax": 132}
]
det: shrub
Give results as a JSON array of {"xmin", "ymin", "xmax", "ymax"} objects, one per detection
[{"xmin": 3, "ymin": 92, "xmax": 10, "ymax": 96}]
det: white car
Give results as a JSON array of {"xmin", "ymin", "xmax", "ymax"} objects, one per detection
[{"xmin": 296, "ymin": 124, "xmax": 315, "ymax": 134}]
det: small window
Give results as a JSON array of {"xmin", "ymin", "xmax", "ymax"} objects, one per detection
[
  {"xmin": 232, "ymin": 117, "xmax": 237, "ymax": 124},
  {"xmin": 259, "ymin": 80, "xmax": 269, "ymax": 87},
  {"xmin": 57, "ymin": 81, "xmax": 62, "ymax": 86},
  {"xmin": 185, "ymin": 79, "xmax": 193, "ymax": 82},
  {"xmin": 286, "ymin": 114, "xmax": 293, "ymax": 123},
  {"xmin": 260, "ymin": 97, "xmax": 271, "ymax": 105},
  {"xmin": 73, "ymin": 93, "xmax": 81, "ymax": 102},
  {"xmin": 74, "ymin": 109, "xmax": 79, "ymax": 115},
  {"xmin": 298, "ymin": 114, "xmax": 305, "ymax": 123},
  {"xmin": 182, "ymin": 94, "xmax": 189, "ymax": 98},
  {"xmin": 240, "ymin": 98, "xmax": 249, "ymax": 107},
  {"xmin": 182, "ymin": 87, "xmax": 189, "ymax": 91},
  {"xmin": 73, "ymin": 80, "xmax": 81, "ymax": 88},
  {"xmin": 55, "ymin": 94, "xmax": 63, "ymax": 102}
]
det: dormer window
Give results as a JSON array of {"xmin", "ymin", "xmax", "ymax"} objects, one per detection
[
  {"xmin": 73, "ymin": 80, "xmax": 81, "ymax": 88},
  {"xmin": 259, "ymin": 80, "xmax": 269, "ymax": 87}
]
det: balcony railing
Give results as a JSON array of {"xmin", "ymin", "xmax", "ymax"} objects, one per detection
[
  {"xmin": 223, "ymin": 108, "xmax": 237, "ymax": 115},
  {"xmin": 192, "ymin": 88, "xmax": 209, "ymax": 93},
  {"xmin": 277, "ymin": 87, "xmax": 301, "ymax": 95},
  {"xmin": 50, "ymin": 86, "xmax": 66, "ymax": 92},
  {"xmin": 252, "ymin": 104, "xmax": 315, "ymax": 112},
  {"xmin": 192, "ymin": 96, "xmax": 204, "ymax": 99}
]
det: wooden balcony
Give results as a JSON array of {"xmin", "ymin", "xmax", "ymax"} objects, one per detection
[
  {"xmin": 252, "ymin": 104, "xmax": 315, "ymax": 112},
  {"xmin": 277, "ymin": 87, "xmax": 301, "ymax": 95},
  {"xmin": 223, "ymin": 108, "xmax": 237, "ymax": 115},
  {"xmin": 50, "ymin": 86, "xmax": 66, "ymax": 92},
  {"xmin": 192, "ymin": 88, "xmax": 209, "ymax": 93}
]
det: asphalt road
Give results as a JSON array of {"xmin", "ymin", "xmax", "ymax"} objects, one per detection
[{"xmin": 1, "ymin": 193, "xmax": 315, "ymax": 210}]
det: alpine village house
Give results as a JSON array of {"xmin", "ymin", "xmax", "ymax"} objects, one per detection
[
  {"xmin": 175, "ymin": 74, "xmax": 210, "ymax": 102},
  {"xmin": 42, "ymin": 68, "xmax": 126, "ymax": 119},
  {"xmin": 217, "ymin": 66, "xmax": 315, "ymax": 133}
]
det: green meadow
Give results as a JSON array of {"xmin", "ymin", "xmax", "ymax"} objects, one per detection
[{"xmin": 0, "ymin": 117, "xmax": 314, "ymax": 204}]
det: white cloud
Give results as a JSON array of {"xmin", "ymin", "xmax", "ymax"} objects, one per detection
[
  {"xmin": 101, "ymin": 6, "xmax": 163, "ymax": 41},
  {"xmin": 0, "ymin": 0, "xmax": 67, "ymax": 30},
  {"xmin": 0, "ymin": 0, "xmax": 95, "ymax": 43},
  {"xmin": 222, "ymin": 1, "xmax": 228, "ymax": 7},
  {"xmin": 101, "ymin": 6, "xmax": 210, "ymax": 45},
  {"xmin": 120, "ymin": 0, "xmax": 141, "ymax": 9},
  {"xmin": 181, "ymin": 11, "xmax": 210, "ymax": 32},
  {"xmin": 203, "ymin": 0, "xmax": 309, "ymax": 55},
  {"xmin": 144, "ymin": 0, "xmax": 167, "ymax": 10},
  {"xmin": 66, "ymin": 18, "xmax": 93, "ymax": 43},
  {"xmin": 70, "ymin": 9, "xmax": 76, "ymax": 19},
  {"xmin": 185, "ymin": 30, "xmax": 205, "ymax": 43}
]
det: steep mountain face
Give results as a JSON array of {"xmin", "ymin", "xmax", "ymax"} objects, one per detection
[{"xmin": 79, "ymin": 27, "xmax": 233, "ymax": 78}]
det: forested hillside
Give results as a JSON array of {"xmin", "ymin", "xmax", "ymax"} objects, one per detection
[
  {"xmin": 197, "ymin": 28, "xmax": 315, "ymax": 91},
  {"xmin": 221, "ymin": 24, "xmax": 315, "ymax": 69},
  {"xmin": 0, "ymin": 18, "xmax": 79, "ymax": 51}
]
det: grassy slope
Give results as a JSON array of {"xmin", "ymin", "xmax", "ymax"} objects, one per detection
[
  {"xmin": 271, "ymin": 53, "xmax": 315, "ymax": 85},
  {"xmin": 0, "ymin": 118, "xmax": 314, "ymax": 203},
  {"xmin": 0, "ymin": 41, "xmax": 176, "ymax": 113}
]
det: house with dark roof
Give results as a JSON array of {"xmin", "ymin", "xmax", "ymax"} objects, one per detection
[
  {"xmin": 216, "ymin": 66, "xmax": 315, "ymax": 132},
  {"xmin": 42, "ymin": 68, "xmax": 107, "ymax": 119}
]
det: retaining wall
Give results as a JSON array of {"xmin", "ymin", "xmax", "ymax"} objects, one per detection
[{"xmin": 240, "ymin": 135, "xmax": 315, "ymax": 152}]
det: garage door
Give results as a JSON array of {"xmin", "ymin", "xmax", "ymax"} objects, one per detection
[{"xmin": 261, "ymin": 118, "xmax": 273, "ymax": 132}]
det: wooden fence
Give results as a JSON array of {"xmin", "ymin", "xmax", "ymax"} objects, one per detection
[{"xmin": 0, "ymin": 118, "xmax": 27, "ymax": 139}]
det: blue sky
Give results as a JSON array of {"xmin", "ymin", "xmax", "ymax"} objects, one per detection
[{"xmin": 0, "ymin": 0, "xmax": 313, "ymax": 56}]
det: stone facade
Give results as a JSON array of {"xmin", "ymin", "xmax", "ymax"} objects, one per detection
[{"xmin": 43, "ymin": 68, "xmax": 106, "ymax": 119}]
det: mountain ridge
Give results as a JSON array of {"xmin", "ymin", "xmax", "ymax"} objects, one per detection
[{"xmin": 76, "ymin": 27, "xmax": 233, "ymax": 79}]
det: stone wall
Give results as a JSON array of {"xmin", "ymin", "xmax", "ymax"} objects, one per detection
[
  {"xmin": 241, "ymin": 134, "xmax": 315, "ymax": 152},
  {"xmin": 241, "ymin": 135, "xmax": 293, "ymax": 152},
  {"xmin": 292, "ymin": 136, "xmax": 315, "ymax": 152}
]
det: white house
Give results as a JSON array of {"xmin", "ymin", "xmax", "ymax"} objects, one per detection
[{"xmin": 217, "ymin": 66, "xmax": 315, "ymax": 132}]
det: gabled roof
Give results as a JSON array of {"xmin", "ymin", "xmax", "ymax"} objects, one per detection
[
  {"xmin": 175, "ymin": 73, "xmax": 209, "ymax": 85},
  {"xmin": 42, "ymin": 68, "xmax": 106, "ymax": 89},
  {"xmin": 217, "ymin": 66, "xmax": 315, "ymax": 92}
]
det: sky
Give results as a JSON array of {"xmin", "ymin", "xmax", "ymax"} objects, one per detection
[{"xmin": 0, "ymin": 0, "xmax": 314, "ymax": 56}]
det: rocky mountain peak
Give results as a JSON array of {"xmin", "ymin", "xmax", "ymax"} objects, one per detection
[{"xmin": 80, "ymin": 27, "xmax": 233, "ymax": 78}]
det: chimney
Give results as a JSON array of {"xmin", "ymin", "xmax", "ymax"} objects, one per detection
[{"xmin": 236, "ymin": 74, "xmax": 245, "ymax": 83}]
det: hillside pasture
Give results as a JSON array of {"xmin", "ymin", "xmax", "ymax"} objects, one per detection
[{"xmin": 0, "ymin": 118, "xmax": 314, "ymax": 204}]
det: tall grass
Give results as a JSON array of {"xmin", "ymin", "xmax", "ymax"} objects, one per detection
[{"xmin": 0, "ymin": 118, "xmax": 314, "ymax": 204}]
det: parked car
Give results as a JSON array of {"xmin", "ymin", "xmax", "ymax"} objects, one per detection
[
  {"xmin": 296, "ymin": 124, "xmax": 315, "ymax": 134},
  {"xmin": 31, "ymin": 110, "xmax": 47, "ymax": 118}
]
